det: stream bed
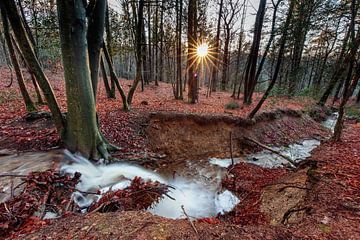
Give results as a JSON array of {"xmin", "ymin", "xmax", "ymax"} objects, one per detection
[
  {"xmin": 0, "ymin": 112, "xmax": 338, "ymax": 219},
  {"xmin": 59, "ymin": 112, "xmax": 338, "ymax": 219}
]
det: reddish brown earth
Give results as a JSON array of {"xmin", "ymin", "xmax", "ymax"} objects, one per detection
[
  {"xmin": 0, "ymin": 68, "xmax": 316, "ymax": 155},
  {"xmin": 146, "ymin": 110, "xmax": 328, "ymax": 160},
  {"xmin": 9, "ymin": 122, "xmax": 359, "ymax": 240},
  {"xmin": 1, "ymin": 68, "xmax": 359, "ymax": 239}
]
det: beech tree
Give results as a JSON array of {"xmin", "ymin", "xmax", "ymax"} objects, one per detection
[
  {"xmin": 0, "ymin": 7, "xmax": 36, "ymax": 112},
  {"xmin": 248, "ymin": 0, "xmax": 295, "ymax": 119},
  {"xmin": 56, "ymin": 0, "xmax": 113, "ymax": 159},
  {"xmin": 187, "ymin": 0, "xmax": 198, "ymax": 103},
  {"xmin": 243, "ymin": 0, "xmax": 267, "ymax": 104}
]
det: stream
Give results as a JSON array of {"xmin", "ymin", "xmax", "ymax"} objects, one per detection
[{"xmin": 0, "ymin": 113, "xmax": 338, "ymax": 220}]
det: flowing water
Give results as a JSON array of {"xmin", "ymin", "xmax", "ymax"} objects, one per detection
[
  {"xmin": 322, "ymin": 112, "xmax": 339, "ymax": 133},
  {"xmin": 60, "ymin": 150, "xmax": 239, "ymax": 219},
  {"xmin": 0, "ymin": 113, "xmax": 338, "ymax": 219}
]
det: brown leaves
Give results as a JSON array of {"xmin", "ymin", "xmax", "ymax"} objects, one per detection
[
  {"xmin": 89, "ymin": 177, "xmax": 168, "ymax": 213},
  {"xmin": 0, "ymin": 170, "xmax": 80, "ymax": 238}
]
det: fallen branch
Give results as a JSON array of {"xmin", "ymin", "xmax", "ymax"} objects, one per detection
[
  {"xmin": 281, "ymin": 206, "xmax": 310, "ymax": 224},
  {"xmin": 0, "ymin": 174, "xmax": 27, "ymax": 178},
  {"xmin": 278, "ymin": 185, "xmax": 310, "ymax": 192},
  {"xmin": 243, "ymin": 137, "xmax": 297, "ymax": 167},
  {"xmin": 181, "ymin": 205, "xmax": 199, "ymax": 238}
]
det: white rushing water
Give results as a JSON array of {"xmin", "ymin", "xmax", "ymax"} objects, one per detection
[
  {"xmin": 208, "ymin": 157, "xmax": 241, "ymax": 168},
  {"xmin": 246, "ymin": 139, "xmax": 321, "ymax": 168},
  {"xmin": 208, "ymin": 139, "xmax": 321, "ymax": 169},
  {"xmin": 61, "ymin": 150, "xmax": 239, "ymax": 219},
  {"xmin": 322, "ymin": 112, "xmax": 339, "ymax": 132},
  {"xmin": 207, "ymin": 113, "xmax": 337, "ymax": 170}
]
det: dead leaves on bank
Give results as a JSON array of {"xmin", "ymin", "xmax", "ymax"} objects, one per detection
[
  {"xmin": 89, "ymin": 177, "xmax": 169, "ymax": 213},
  {"xmin": 0, "ymin": 170, "xmax": 80, "ymax": 238},
  {"xmin": 0, "ymin": 171, "xmax": 169, "ymax": 239}
]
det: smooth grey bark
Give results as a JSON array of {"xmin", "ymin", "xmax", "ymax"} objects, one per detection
[
  {"xmin": 57, "ymin": 0, "xmax": 108, "ymax": 159},
  {"xmin": 87, "ymin": 0, "xmax": 107, "ymax": 99}
]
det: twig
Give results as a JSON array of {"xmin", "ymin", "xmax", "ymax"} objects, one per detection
[
  {"xmin": 10, "ymin": 178, "xmax": 14, "ymax": 199},
  {"xmin": 65, "ymin": 195, "xmax": 74, "ymax": 212},
  {"xmin": 90, "ymin": 203, "xmax": 105, "ymax": 213},
  {"xmin": 278, "ymin": 185, "xmax": 310, "ymax": 192},
  {"xmin": 40, "ymin": 190, "xmax": 50, "ymax": 219},
  {"xmin": 281, "ymin": 206, "xmax": 310, "ymax": 224},
  {"xmin": 0, "ymin": 174, "xmax": 27, "ymax": 178},
  {"xmin": 125, "ymin": 220, "xmax": 154, "ymax": 237},
  {"xmin": 181, "ymin": 205, "xmax": 199, "ymax": 238},
  {"xmin": 243, "ymin": 137, "xmax": 297, "ymax": 167},
  {"xmin": 62, "ymin": 185, "xmax": 100, "ymax": 195}
]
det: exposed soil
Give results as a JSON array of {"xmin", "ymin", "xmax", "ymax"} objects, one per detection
[
  {"xmin": 1, "ymin": 68, "xmax": 359, "ymax": 239},
  {"xmin": 13, "ymin": 122, "xmax": 360, "ymax": 240},
  {"xmin": 0, "ymin": 67, "xmax": 316, "ymax": 156},
  {"xmin": 147, "ymin": 109, "xmax": 329, "ymax": 160}
]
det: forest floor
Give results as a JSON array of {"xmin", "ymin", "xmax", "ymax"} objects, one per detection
[
  {"xmin": 8, "ymin": 121, "xmax": 360, "ymax": 240},
  {"xmin": 0, "ymin": 68, "xmax": 360, "ymax": 239},
  {"xmin": 0, "ymin": 68, "xmax": 316, "ymax": 154}
]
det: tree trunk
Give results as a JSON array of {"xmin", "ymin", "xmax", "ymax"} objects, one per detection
[
  {"xmin": 248, "ymin": 0, "xmax": 294, "ymax": 119},
  {"xmin": 287, "ymin": 0, "xmax": 315, "ymax": 96},
  {"xmin": 187, "ymin": 0, "xmax": 198, "ymax": 103},
  {"xmin": 243, "ymin": 0, "xmax": 266, "ymax": 104},
  {"xmin": 141, "ymin": 17, "xmax": 148, "ymax": 90},
  {"xmin": 233, "ymin": 0, "xmax": 247, "ymax": 98},
  {"xmin": 101, "ymin": 55, "xmax": 112, "ymax": 98},
  {"xmin": 147, "ymin": 2, "xmax": 152, "ymax": 83},
  {"xmin": 103, "ymin": 43, "xmax": 129, "ymax": 111},
  {"xmin": 2, "ymin": 0, "xmax": 65, "ymax": 135},
  {"xmin": 318, "ymin": 9, "xmax": 357, "ymax": 106},
  {"xmin": 159, "ymin": 0, "xmax": 164, "ymax": 83},
  {"xmin": 221, "ymin": 27, "xmax": 231, "ymax": 91},
  {"xmin": 57, "ymin": 0, "xmax": 109, "ymax": 159},
  {"xmin": 232, "ymin": 32, "xmax": 243, "ymax": 97},
  {"xmin": 127, "ymin": 0, "xmax": 145, "ymax": 105},
  {"xmin": 1, "ymin": 8, "xmax": 36, "ymax": 112},
  {"xmin": 154, "ymin": 0, "xmax": 159, "ymax": 86},
  {"xmin": 175, "ymin": 0, "xmax": 183, "ymax": 99},
  {"xmin": 87, "ymin": 0, "xmax": 107, "ymax": 99},
  {"xmin": 254, "ymin": 0, "xmax": 281, "ymax": 83},
  {"xmin": 210, "ymin": 0, "xmax": 224, "ymax": 92},
  {"xmin": 10, "ymin": 33, "xmax": 45, "ymax": 105},
  {"xmin": 105, "ymin": 5, "xmax": 116, "ymax": 97},
  {"xmin": 333, "ymin": 66, "xmax": 360, "ymax": 141}
]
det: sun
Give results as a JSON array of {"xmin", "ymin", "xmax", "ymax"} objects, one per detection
[{"xmin": 196, "ymin": 43, "xmax": 209, "ymax": 58}]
